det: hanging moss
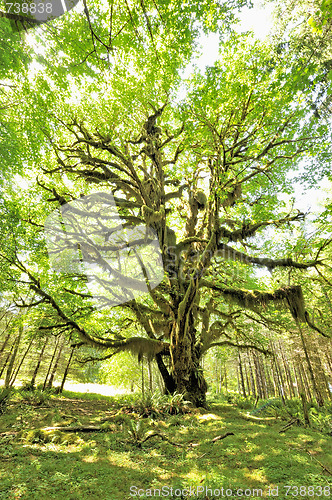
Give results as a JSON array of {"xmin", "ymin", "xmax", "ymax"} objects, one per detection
[
  {"xmin": 221, "ymin": 285, "xmax": 306, "ymax": 321},
  {"xmin": 117, "ymin": 337, "xmax": 166, "ymax": 362}
]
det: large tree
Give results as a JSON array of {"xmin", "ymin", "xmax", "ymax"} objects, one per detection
[
  {"xmin": 1, "ymin": 3, "xmax": 331, "ymax": 406},
  {"xmin": 2, "ymin": 35, "xmax": 331, "ymax": 406}
]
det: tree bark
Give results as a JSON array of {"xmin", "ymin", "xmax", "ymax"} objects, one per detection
[
  {"xmin": 247, "ymin": 349, "xmax": 256, "ymax": 397},
  {"xmin": 0, "ymin": 340, "xmax": 15, "ymax": 379},
  {"xmin": 10, "ymin": 336, "xmax": 35, "ymax": 387},
  {"xmin": 59, "ymin": 346, "xmax": 75, "ymax": 393},
  {"xmin": 43, "ymin": 336, "xmax": 60, "ymax": 391},
  {"xmin": 297, "ymin": 320, "xmax": 324, "ymax": 406},
  {"xmin": 169, "ymin": 311, "xmax": 207, "ymax": 407},
  {"xmin": 0, "ymin": 333, "xmax": 11, "ymax": 363},
  {"xmin": 238, "ymin": 350, "xmax": 247, "ymax": 398},
  {"xmin": 47, "ymin": 336, "xmax": 65, "ymax": 388},
  {"xmin": 30, "ymin": 337, "xmax": 48, "ymax": 387}
]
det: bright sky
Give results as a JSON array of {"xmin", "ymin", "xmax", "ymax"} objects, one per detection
[
  {"xmin": 236, "ymin": 0, "xmax": 275, "ymax": 39},
  {"xmin": 195, "ymin": 0, "xmax": 275, "ymax": 70}
]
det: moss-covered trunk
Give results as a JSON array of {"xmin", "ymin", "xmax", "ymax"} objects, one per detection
[{"xmin": 169, "ymin": 311, "xmax": 207, "ymax": 407}]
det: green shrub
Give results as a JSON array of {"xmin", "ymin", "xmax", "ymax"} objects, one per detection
[
  {"xmin": 309, "ymin": 405, "xmax": 332, "ymax": 434},
  {"xmin": 19, "ymin": 388, "xmax": 50, "ymax": 406},
  {"xmin": 121, "ymin": 391, "xmax": 192, "ymax": 418},
  {"xmin": 20, "ymin": 381, "xmax": 35, "ymax": 392}
]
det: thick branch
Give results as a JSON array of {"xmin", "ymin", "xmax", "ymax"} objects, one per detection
[{"xmin": 216, "ymin": 243, "xmax": 322, "ymax": 270}]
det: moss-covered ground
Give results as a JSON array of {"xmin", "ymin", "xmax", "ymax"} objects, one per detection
[{"xmin": 0, "ymin": 390, "xmax": 331, "ymax": 499}]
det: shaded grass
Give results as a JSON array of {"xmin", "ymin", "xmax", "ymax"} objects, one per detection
[{"xmin": 0, "ymin": 391, "xmax": 331, "ymax": 499}]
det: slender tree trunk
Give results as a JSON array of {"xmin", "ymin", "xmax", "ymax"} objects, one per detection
[
  {"xmin": 215, "ymin": 356, "xmax": 219, "ymax": 393},
  {"xmin": 224, "ymin": 361, "xmax": 228, "ymax": 393},
  {"xmin": 298, "ymin": 359, "xmax": 312, "ymax": 402},
  {"xmin": 43, "ymin": 336, "xmax": 60, "ymax": 391},
  {"xmin": 311, "ymin": 337, "xmax": 331, "ymax": 402},
  {"xmin": 47, "ymin": 337, "xmax": 65, "ymax": 388},
  {"xmin": 238, "ymin": 350, "xmax": 247, "ymax": 398},
  {"xmin": 279, "ymin": 341, "xmax": 295, "ymax": 398},
  {"xmin": 30, "ymin": 337, "xmax": 48, "ymax": 387},
  {"xmin": 296, "ymin": 320, "xmax": 324, "ymax": 406},
  {"xmin": 219, "ymin": 361, "xmax": 224, "ymax": 393},
  {"xmin": 10, "ymin": 336, "xmax": 35, "ymax": 387},
  {"xmin": 141, "ymin": 360, "xmax": 145, "ymax": 399},
  {"xmin": 292, "ymin": 363, "xmax": 300, "ymax": 397},
  {"xmin": 244, "ymin": 356, "xmax": 251, "ymax": 396},
  {"xmin": 264, "ymin": 361, "xmax": 275, "ymax": 398},
  {"xmin": 0, "ymin": 333, "xmax": 11, "ymax": 362},
  {"xmin": 247, "ymin": 349, "xmax": 256, "ymax": 397},
  {"xmin": 258, "ymin": 356, "xmax": 269, "ymax": 399},
  {"xmin": 300, "ymin": 392, "xmax": 310, "ymax": 426},
  {"xmin": 271, "ymin": 346, "xmax": 285, "ymax": 403},
  {"xmin": 147, "ymin": 359, "xmax": 153, "ymax": 392},
  {"xmin": 274, "ymin": 351, "xmax": 287, "ymax": 401},
  {"xmin": 0, "ymin": 340, "xmax": 16, "ymax": 379},
  {"xmin": 253, "ymin": 350, "xmax": 264, "ymax": 399},
  {"xmin": 59, "ymin": 346, "xmax": 75, "ymax": 393}
]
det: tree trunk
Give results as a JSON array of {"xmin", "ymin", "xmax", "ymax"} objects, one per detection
[
  {"xmin": 244, "ymin": 356, "xmax": 251, "ymax": 396},
  {"xmin": 141, "ymin": 360, "xmax": 145, "ymax": 399},
  {"xmin": 297, "ymin": 321, "xmax": 324, "ymax": 406},
  {"xmin": 169, "ymin": 311, "xmax": 207, "ymax": 407},
  {"xmin": 238, "ymin": 350, "xmax": 247, "ymax": 398},
  {"xmin": 147, "ymin": 359, "xmax": 153, "ymax": 393},
  {"xmin": 30, "ymin": 337, "xmax": 48, "ymax": 387},
  {"xmin": 59, "ymin": 345, "xmax": 75, "ymax": 393},
  {"xmin": 258, "ymin": 355, "xmax": 269, "ymax": 399},
  {"xmin": 298, "ymin": 358, "xmax": 312, "ymax": 402},
  {"xmin": 155, "ymin": 353, "xmax": 176, "ymax": 394},
  {"xmin": 224, "ymin": 362, "xmax": 228, "ymax": 393},
  {"xmin": 43, "ymin": 336, "xmax": 60, "ymax": 391},
  {"xmin": 247, "ymin": 349, "xmax": 256, "ymax": 397},
  {"xmin": 279, "ymin": 341, "xmax": 295, "ymax": 398},
  {"xmin": 47, "ymin": 337, "xmax": 65, "ymax": 388},
  {"xmin": 0, "ymin": 340, "xmax": 15, "ymax": 379},
  {"xmin": 271, "ymin": 347, "xmax": 285, "ymax": 403},
  {"xmin": 253, "ymin": 350, "xmax": 264, "ymax": 399},
  {"xmin": 10, "ymin": 336, "xmax": 35, "ymax": 387},
  {"xmin": 264, "ymin": 361, "xmax": 275, "ymax": 398},
  {"xmin": 0, "ymin": 333, "xmax": 11, "ymax": 363}
]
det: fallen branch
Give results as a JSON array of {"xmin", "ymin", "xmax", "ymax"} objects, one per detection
[
  {"xmin": 306, "ymin": 449, "xmax": 332, "ymax": 476},
  {"xmin": 212, "ymin": 432, "xmax": 235, "ymax": 442},
  {"xmin": 139, "ymin": 432, "xmax": 184, "ymax": 447},
  {"xmin": 42, "ymin": 425, "xmax": 102, "ymax": 433},
  {"xmin": 279, "ymin": 418, "xmax": 299, "ymax": 433},
  {"xmin": 189, "ymin": 431, "xmax": 235, "ymax": 447}
]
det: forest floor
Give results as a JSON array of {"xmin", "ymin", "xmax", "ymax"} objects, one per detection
[{"xmin": 0, "ymin": 390, "xmax": 331, "ymax": 500}]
